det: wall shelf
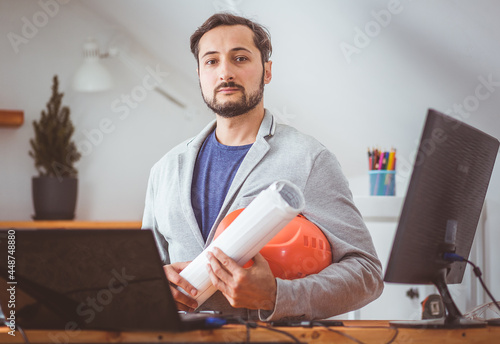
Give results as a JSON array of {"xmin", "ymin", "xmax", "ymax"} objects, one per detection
[
  {"xmin": 0, "ymin": 221, "xmax": 142, "ymax": 230},
  {"xmin": 0, "ymin": 109, "xmax": 24, "ymax": 127}
]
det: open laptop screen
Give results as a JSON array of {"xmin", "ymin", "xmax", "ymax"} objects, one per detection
[{"xmin": 0, "ymin": 229, "xmax": 182, "ymax": 331}]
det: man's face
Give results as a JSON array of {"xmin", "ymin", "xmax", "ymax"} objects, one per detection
[{"xmin": 197, "ymin": 25, "xmax": 272, "ymax": 118}]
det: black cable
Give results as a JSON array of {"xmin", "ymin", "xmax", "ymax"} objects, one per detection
[
  {"xmin": 465, "ymin": 260, "xmax": 500, "ymax": 314},
  {"xmin": 244, "ymin": 321, "xmax": 251, "ymax": 344},
  {"xmin": 384, "ymin": 326, "xmax": 399, "ymax": 344},
  {"xmin": 256, "ymin": 323, "xmax": 302, "ymax": 343},
  {"xmin": 341, "ymin": 324, "xmax": 399, "ymax": 344},
  {"xmin": 17, "ymin": 325, "xmax": 31, "ymax": 344},
  {"xmin": 312, "ymin": 321, "xmax": 370, "ymax": 344},
  {"xmin": 0, "ymin": 322, "xmax": 31, "ymax": 344},
  {"xmin": 235, "ymin": 317, "xmax": 302, "ymax": 344},
  {"xmin": 235, "ymin": 317, "xmax": 399, "ymax": 344},
  {"xmin": 232, "ymin": 317, "xmax": 252, "ymax": 344},
  {"xmin": 443, "ymin": 253, "xmax": 500, "ymax": 314},
  {"xmin": 0, "ymin": 304, "xmax": 30, "ymax": 344}
]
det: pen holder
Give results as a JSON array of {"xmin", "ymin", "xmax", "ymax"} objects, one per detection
[{"xmin": 369, "ymin": 170, "xmax": 396, "ymax": 196}]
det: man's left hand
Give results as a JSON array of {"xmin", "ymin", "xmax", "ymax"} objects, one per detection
[{"xmin": 206, "ymin": 247, "xmax": 277, "ymax": 311}]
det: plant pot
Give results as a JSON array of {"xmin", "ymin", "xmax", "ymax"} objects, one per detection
[{"xmin": 32, "ymin": 176, "xmax": 78, "ymax": 220}]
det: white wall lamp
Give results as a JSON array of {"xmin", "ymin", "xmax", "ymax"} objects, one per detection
[
  {"xmin": 72, "ymin": 37, "xmax": 113, "ymax": 92},
  {"xmin": 72, "ymin": 37, "xmax": 186, "ymax": 108}
]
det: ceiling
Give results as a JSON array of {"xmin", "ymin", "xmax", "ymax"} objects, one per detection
[
  {"xmin": 79, "ymin": 0, "xmax": 500, "ymax": 81},
  {"xmin": 76, "ymin": 0, "xmax": 500, "ymax": 176}
]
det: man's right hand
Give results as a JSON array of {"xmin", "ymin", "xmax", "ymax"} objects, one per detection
[{"xmin": 163, "ymin": 261, "xmax": 199, "ymax": 312}]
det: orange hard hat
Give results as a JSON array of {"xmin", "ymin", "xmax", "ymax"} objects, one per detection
[{"xmin": 214, "ymin": 208, "xmax": 333, "ymax": 280}]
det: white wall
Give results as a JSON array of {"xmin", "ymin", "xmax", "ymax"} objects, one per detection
[
  {"xmin": 0, "ymin": 0, "xmax": 499, "ymax": 309},
  {"xmin": 0, "ymin": 0, "xmax": 210, "ymax": 220}
]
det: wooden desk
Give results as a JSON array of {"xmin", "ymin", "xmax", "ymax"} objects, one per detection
[
  {"xmin": 0, "ymin": 221, "xmax": 142, "ymax": 230},
  {"xmin": 1, "ymin": 321, "xmax": 499, "ymax": 343}
]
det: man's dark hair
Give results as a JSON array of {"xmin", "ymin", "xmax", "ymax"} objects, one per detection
[{"xmin": 190, "ymin": 13, "xmax": 272, "ymax": 66}]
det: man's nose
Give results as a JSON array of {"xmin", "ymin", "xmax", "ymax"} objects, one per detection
[{"xmin": 218, "ymin": 59, "xmax": 235, "ymax": 81}]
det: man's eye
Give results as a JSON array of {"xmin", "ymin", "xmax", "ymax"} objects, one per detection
[
  {"xmin": 235, "ymin": 56, "xmax": 248, "ymax": 62},
  {"xmin": 205, "ymin": 59, "xmax": 217, "ymax": 65}
]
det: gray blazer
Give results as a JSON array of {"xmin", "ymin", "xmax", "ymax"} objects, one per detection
[{"xmin": 142, "ymin": 110, "xmax": 384, "ymax": 321}]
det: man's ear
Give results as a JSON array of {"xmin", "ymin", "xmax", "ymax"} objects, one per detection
[{"xmin": 264, "ymin": 61, "xmax": 272, "ymax": 84}]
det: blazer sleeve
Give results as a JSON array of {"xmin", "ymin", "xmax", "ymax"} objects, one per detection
[
  {"xmin": 142, "ymin": 166, "xmax": 171, "ymax": 265},
  {"xmin": 260, "ymin": 148, "xmax": 384, "ymax": 321}
]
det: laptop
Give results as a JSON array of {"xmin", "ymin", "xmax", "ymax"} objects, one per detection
[{"xmin": 0, "ymin": 229, "xmax": 227, "ymax": 332}]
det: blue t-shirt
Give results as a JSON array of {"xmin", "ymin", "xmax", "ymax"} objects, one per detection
[{"xmin": 191, "ymin": 130, "xmax": 252, "ymax": 241}]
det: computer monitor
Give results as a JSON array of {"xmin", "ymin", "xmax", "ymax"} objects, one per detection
[{"xmin": 384, "ymin": 109, "xmax": 499, "ymax": 328}]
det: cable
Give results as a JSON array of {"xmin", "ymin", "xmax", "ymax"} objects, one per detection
[
  {"xmin": 243, "ymin": 320, "xmax": 251, "ymax": 344},
  {"xmin": 234, "ymin": 317, "xmax": 398, "ymax": 344},
  {"xmin": 256, "ymin": 323, "xmax": 302, "ymax": 343},
  {"xmin": 0, "ymin": 304, "xmax": 30, "ymax": 344},
  {"xmin": 341, "ymin": 324, "xmax": 399, "ymax": 344},
  {"xmin": 384, "ymin": 326, "xmax": 399, "ymax": 344},
  {"xmin": 17, "ymin": 325, "xmax": 31, "ymax": 344},
  {"xmin": 311, "ymin": 322, "xmax": 367, "ymax": 344},
  {"xmin": 443, "ymin": 253, "xmax": 500, "ymax": 314},
  {"xmin": 234, "ymin": 317, "xmax": 302, "ymax": 344}
]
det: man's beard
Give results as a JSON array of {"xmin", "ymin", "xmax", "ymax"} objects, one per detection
[{"xmin": 201, "ymin": 73, "xmax": 265, "ymax": 118}]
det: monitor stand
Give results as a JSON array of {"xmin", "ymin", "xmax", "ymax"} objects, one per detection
[{"xmin": 389, "ymin": 269, "xmax": 487, "ymax": 329}]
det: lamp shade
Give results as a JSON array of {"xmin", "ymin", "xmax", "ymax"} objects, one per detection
[{"xmin": 72, "ymin": 38, "xmax": 113, "ymax": 92}]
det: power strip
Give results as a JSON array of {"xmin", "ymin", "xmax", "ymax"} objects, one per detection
[{"xmin": 179, "ymin": 180, "xmax": 305, "ymax": 307}]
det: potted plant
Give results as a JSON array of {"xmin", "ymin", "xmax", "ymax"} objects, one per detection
[{"xmin": 29, "ymin": 75, "xmax": 81, "ymax": 220}]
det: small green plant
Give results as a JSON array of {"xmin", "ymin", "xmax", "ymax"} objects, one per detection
[{"xmin": 29, "ymin": 75, "xmax": 81, "ymax": 178}]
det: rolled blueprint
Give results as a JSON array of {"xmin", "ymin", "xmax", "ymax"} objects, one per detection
[{"xmin": 179, "ymin": 180, "xmax": 305, "ymax": 307}]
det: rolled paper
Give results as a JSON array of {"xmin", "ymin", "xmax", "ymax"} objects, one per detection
[{"xmin": 179, "ymin": 180, "xmax": 305, "ymax": 307}]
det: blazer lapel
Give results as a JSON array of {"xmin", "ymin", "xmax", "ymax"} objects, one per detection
[
  {"xmin": 205, "ymin": 111, "xmax": 276, "ymax": 245},
  {"xmin": 178, "ymin": 119, "xmax": 217, "ymax": 249}
]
